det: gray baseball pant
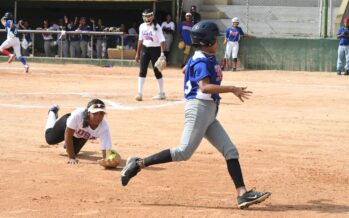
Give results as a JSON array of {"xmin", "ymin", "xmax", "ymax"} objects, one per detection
[{"xmin": 170, "ymin": 99, "xmax": 239, "ymax": 161}]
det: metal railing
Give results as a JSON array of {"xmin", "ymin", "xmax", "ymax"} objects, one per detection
[{"xmin": 0, "ymin": 29, "xmax": 138, "ymax": 60}]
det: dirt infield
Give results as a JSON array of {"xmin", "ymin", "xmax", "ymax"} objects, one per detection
[{"xmin": 0, "ymin": 62, "xmax": 348, "ymax": 217}]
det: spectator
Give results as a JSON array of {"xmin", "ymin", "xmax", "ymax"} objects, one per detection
[
  {"xmin": 93, "ymin": 18, "xmax": 107, "ymax": 59},
  {"xmin": 37, "ymin": 19, "xmax": 58, "ymax": 57},
  {"xmin": 127, "ymin": 22, "xmax": 138, "ymax": 50},
  {"xmin": 190, "ymin": 5, "xmax": 201, "ymax": 24},
  {"xmin": 116, "ymin": 24, "xmax": 127, "ymax": 48},
  {"xmin": 178, "ymin": 12, "xmax": 193, "ymax": 67},
  {"xmin": 336, "ymin": 17, "xmax": 349, "ymax": 75},
  {"xmin": 18, "ymin": 20, "xmax": 32, "ymax": 56},
  {"xmin": 57, "ymin": 17, "xmax": 69, "ymax": 57},
  {"xmin": 77, "ymin": 17, "xmax": 91, "ymax": 58},
  {"xmin": 161, "ymin": 14, "xmax": 175, "ymax": 60},
  {"xmin": 66, "ymin": 16, "xmax": 80, "ymax": 58}
]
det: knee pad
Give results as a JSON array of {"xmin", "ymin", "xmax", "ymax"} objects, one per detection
[
  {"xmin": 139, "ymin": 71, "xmax": 147, "ymax": 78},
  {"xmin": 154, "ymin": 68, "xmax": 163, "ymax": 79}
]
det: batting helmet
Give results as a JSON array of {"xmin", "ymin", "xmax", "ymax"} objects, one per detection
[
  {"xmin": 343, "ymin": 17, "xmax": 349, "ymax": 22},
  {"xmin": 232, "ymin": 17, "xmax": 240, "ymax": 23},
  {"xmin": 191, "ymin": 20, "xmax": 220, "ymax": 47},
  {"xmin": 4, "ymin": 12, "xmax": 13, "ymax": 20}
]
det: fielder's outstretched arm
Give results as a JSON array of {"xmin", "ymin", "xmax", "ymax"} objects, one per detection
[{"xmin": 199, "ymin": 77, "xmax": 252, "ymax": 102}]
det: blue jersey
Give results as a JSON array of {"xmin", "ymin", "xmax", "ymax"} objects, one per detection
[
  {"xmin": 5, "ymin": 20, "xmax": 20, "ymax": 38},
  {"xmin": 226, "ymin": 27, "xmax": 244, "ymax": 42},
  {"xmin": 337, "ymin": 27, "xmax": 349, "ymax": 45},
  {"xmin": 179, "ymin": 21, "xmax": 193, "ymax": 45},
  {"xmin": 184, "ymin": 51, "xmax": 223, "ymax": 101}
]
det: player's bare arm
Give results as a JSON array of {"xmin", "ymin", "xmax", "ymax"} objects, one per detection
[
  {"xmin": 64, "ymin": 127, "xmax": 78, "ymax": 164},
  {"xmin": 199, "ymin": 77, "xmax": 252, "ymax": 102},
  {"xmin": 135, "ymin": 40, "xmax": 143, "ymax": 62},
  {"xmin": 1, "ymin": 17, "xmax": 6, "ymax": 26}
]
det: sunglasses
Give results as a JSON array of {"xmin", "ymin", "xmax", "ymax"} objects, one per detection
[{"xmin": 89, "ymin": 103, "xmax": 105, "ymax": 109}]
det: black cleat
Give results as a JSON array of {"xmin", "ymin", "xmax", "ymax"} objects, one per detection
[
  {"xmin": 48, "ymin": 104, "xmax": 60, "ymax": 118},
  {"xmin": 337, "ymin": 70, "xmax": 342, "ymax": 75},
  {"xmin": 344, "ymin": 70, "xmax": 349, "ymax": 75},
  {"xmin": 121, "ymin": 157, "xmax": 142, "ymax": 186},
  {"xmin": 237, "ymin": 188, "xmax": 271, "ymax": 209}
]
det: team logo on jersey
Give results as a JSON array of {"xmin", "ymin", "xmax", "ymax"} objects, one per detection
[
  {"xmin": 76, "ymin": 129, "xmax": 96, "ymax": 140},
  {"xmin": 215, "ymin": 65, "xmax": 223, "ymax": 81},
  {"xmin": 229, "ymin": 30, "xmax": 239, "ymax": 36},
  {"xmin": 142, "ymin": 30, "xmax": 154, "ymax": 41}
]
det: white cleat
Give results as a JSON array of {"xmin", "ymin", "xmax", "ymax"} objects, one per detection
[
  {"xmin": 24, "ymin": 65, "xmax": 29, "ymax": 73},
  {"xmin": 8, "ymin": 54, "xmax": 15, "ymax": 63},
  {"xmin": 152, "ymin": 92, "xmax": 166, "ymax": 100},
  {"xmin": 135, "ymin": 93, "xmax": 143, "ymax": 101}
]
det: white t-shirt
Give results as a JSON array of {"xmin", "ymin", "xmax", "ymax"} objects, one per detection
[
  {"xmin": 161, "ymin": 21, "xmax": 175, "ymax": 32},
  {"xmin": 138, "ymin": 23, "xmax": 165, "ymax": 47},
  {"xmin": 66, "ymin": 108, "xmax": 112, "ymax": 150}
]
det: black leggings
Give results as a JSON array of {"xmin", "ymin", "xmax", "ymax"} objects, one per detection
[
  {"xmin": 139, "ymin": 46, "xmax": 163, "ymax": 79},
  {"xmin": 45, "ymin": 113, "xmax": 87, "ymax": 155}
]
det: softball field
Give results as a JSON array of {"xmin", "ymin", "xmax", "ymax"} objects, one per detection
[{"xmin": 0, "ymin": 62, "xmax": 348, "ymax": 217}]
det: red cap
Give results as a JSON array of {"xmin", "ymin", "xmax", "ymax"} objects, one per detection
[{"xmin": 343, "ymin": 17, "xmax": 349, "ymax": 22}]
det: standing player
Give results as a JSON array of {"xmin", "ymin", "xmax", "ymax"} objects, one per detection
[
  {"xmin": 178, "ymin": 12, "xmax": 194, "ymax": 68},
  {"xmin": 44, "ymin": 99, "xmax": 114, "ymax": 164},
  {"xmin": 221, "ymin": 17, "xmax": 244, "ymax": 71},
  {"xmin": 336, "ymin": 17, "xmax": 349, "ymax": 75},
  {"xmin": 135, "ymin": 9, "xmax": 166, "ymax": 101},
  {"xmin": 0, "ymin": 12, "xmax": 29, "ymax": 73},
  {"xmin": 120, "ymin": 21, "xmax": 271, "ymax": 209}
]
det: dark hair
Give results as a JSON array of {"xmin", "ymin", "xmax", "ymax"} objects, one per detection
[{"xmin": 82, "ymin": 99, "xmax": 105, "ymax": 128}]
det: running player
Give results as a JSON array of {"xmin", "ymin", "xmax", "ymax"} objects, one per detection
[
  {"xmin": 135, "ymin": 9, "xmax": 166, "ymax": 101},
  {"xmin": 0, "ymin": 12, "xmax": 29, "ymax": 73},
  {"xmin": 44, "ymin": 99, "xmax": 113, "ymax": 164},
  {"xmin": 120, "ymin": 21, "xmax": 271, "ymax": 209},
  {"xmin": 221, "ymin": 17, "xmax": 244, "ymax": 71}
]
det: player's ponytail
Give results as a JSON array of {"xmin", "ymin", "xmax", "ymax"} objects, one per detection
[{"xmin": 82, "ymin": 109, "xmax": 89, "ymax": 128}]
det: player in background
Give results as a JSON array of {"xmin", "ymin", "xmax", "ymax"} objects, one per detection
[
  {"xmin": 135, "ymin": 9, "xmax": 166, "ymax": 101},
  {"xmin": 0, "ymin": 12, "xmax": 29, "ymax": 73},
  {"xmin": 221, "ymin": 17, "xmax": 245, "ymax": 71},
  {"xmin": 44, "ymin": 99, "xmax": 113, "ymax": 165},
  {"xmin": 161, "ymin": 13, "xmax": 175, "ymax": 60},
  {"xmin": 336, "ymin": 17, "xmax": 349, "ymax": 75},
  {"xmin": 121, "ymin": 20, "xmax": 271, "ymax": 209},
  {"xmin": 178, "ymin": 12, "xmax": 194, "ymax": 68}
]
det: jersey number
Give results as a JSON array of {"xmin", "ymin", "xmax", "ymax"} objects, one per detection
[{"xmin": 184, "ymin": 80, "xmax": 192, "ymax": 95}]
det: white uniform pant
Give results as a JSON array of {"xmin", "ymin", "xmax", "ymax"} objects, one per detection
[
  {"xmin": 224, "ymin": 41, "xmax": 239, "ymax": 59},
  {"xmin": 0, "ymin": 37, "xmax": 22, "ymax": 57}
]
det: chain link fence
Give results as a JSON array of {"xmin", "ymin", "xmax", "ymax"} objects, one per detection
[{"xmin": 0, "ymin": 29, "xmax": 138, "ymax": 59}]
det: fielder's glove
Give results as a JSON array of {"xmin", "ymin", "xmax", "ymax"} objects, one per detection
[
  {"xmin": 155, "ymin": 52, "xmax": 167, "ymax": 71},
  {"xmin": 97, "ymin": 149, "xmax": 121, "ymax": 169}
]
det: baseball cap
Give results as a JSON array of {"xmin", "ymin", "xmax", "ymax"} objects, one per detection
[
  {"xmin": 343, "ymin": 17, "xmax": 349, "ymax": 22},
  {"xmin": 87, "ymin": 99, "xmax": 106, "ymax": 113},
  {"xmin": 186, "ymin": 12, "xmax": 192, "ymax": 17}
]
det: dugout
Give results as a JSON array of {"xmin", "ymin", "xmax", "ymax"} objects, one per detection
[{"xmin": 0, "ymin": 0, "xmax": 176, "ymax": 29}]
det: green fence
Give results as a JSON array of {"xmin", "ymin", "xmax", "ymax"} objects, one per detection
[{"xmin": 171, "ymin": 36, "xmax": 339, "ymax": 72}]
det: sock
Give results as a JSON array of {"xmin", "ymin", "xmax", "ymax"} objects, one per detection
[
  {"xmin": 138, "ymin": 77, "xmax": 145, "ymax": 94},
  {"xmin": 221, "ymin": 59, "xmax": 227, "ymax": 68},
  {"xmin": 226, "ymin": 159, "xmax": 245, "ymax": 189},
  {"xmin": 233, "ymin": 58, "xmax": 237, "ymax": 69},
  {"xmin": 143, "ymin": 149, "xmax": 172, "ymax": 167},
  {"xmin": 18, "ymin": 56, "xmax": 27, "ymax": 65},
  {"xmin": 45, "ymin": 111, "xmax": 56, "ymax": 130},
  {"xmin": 1, "ymin": 49, "xmax": 11, "ymax": 57},
  {"xmin": 157, "ymin": 78, "xmax": 164, "ymax": 94}
]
